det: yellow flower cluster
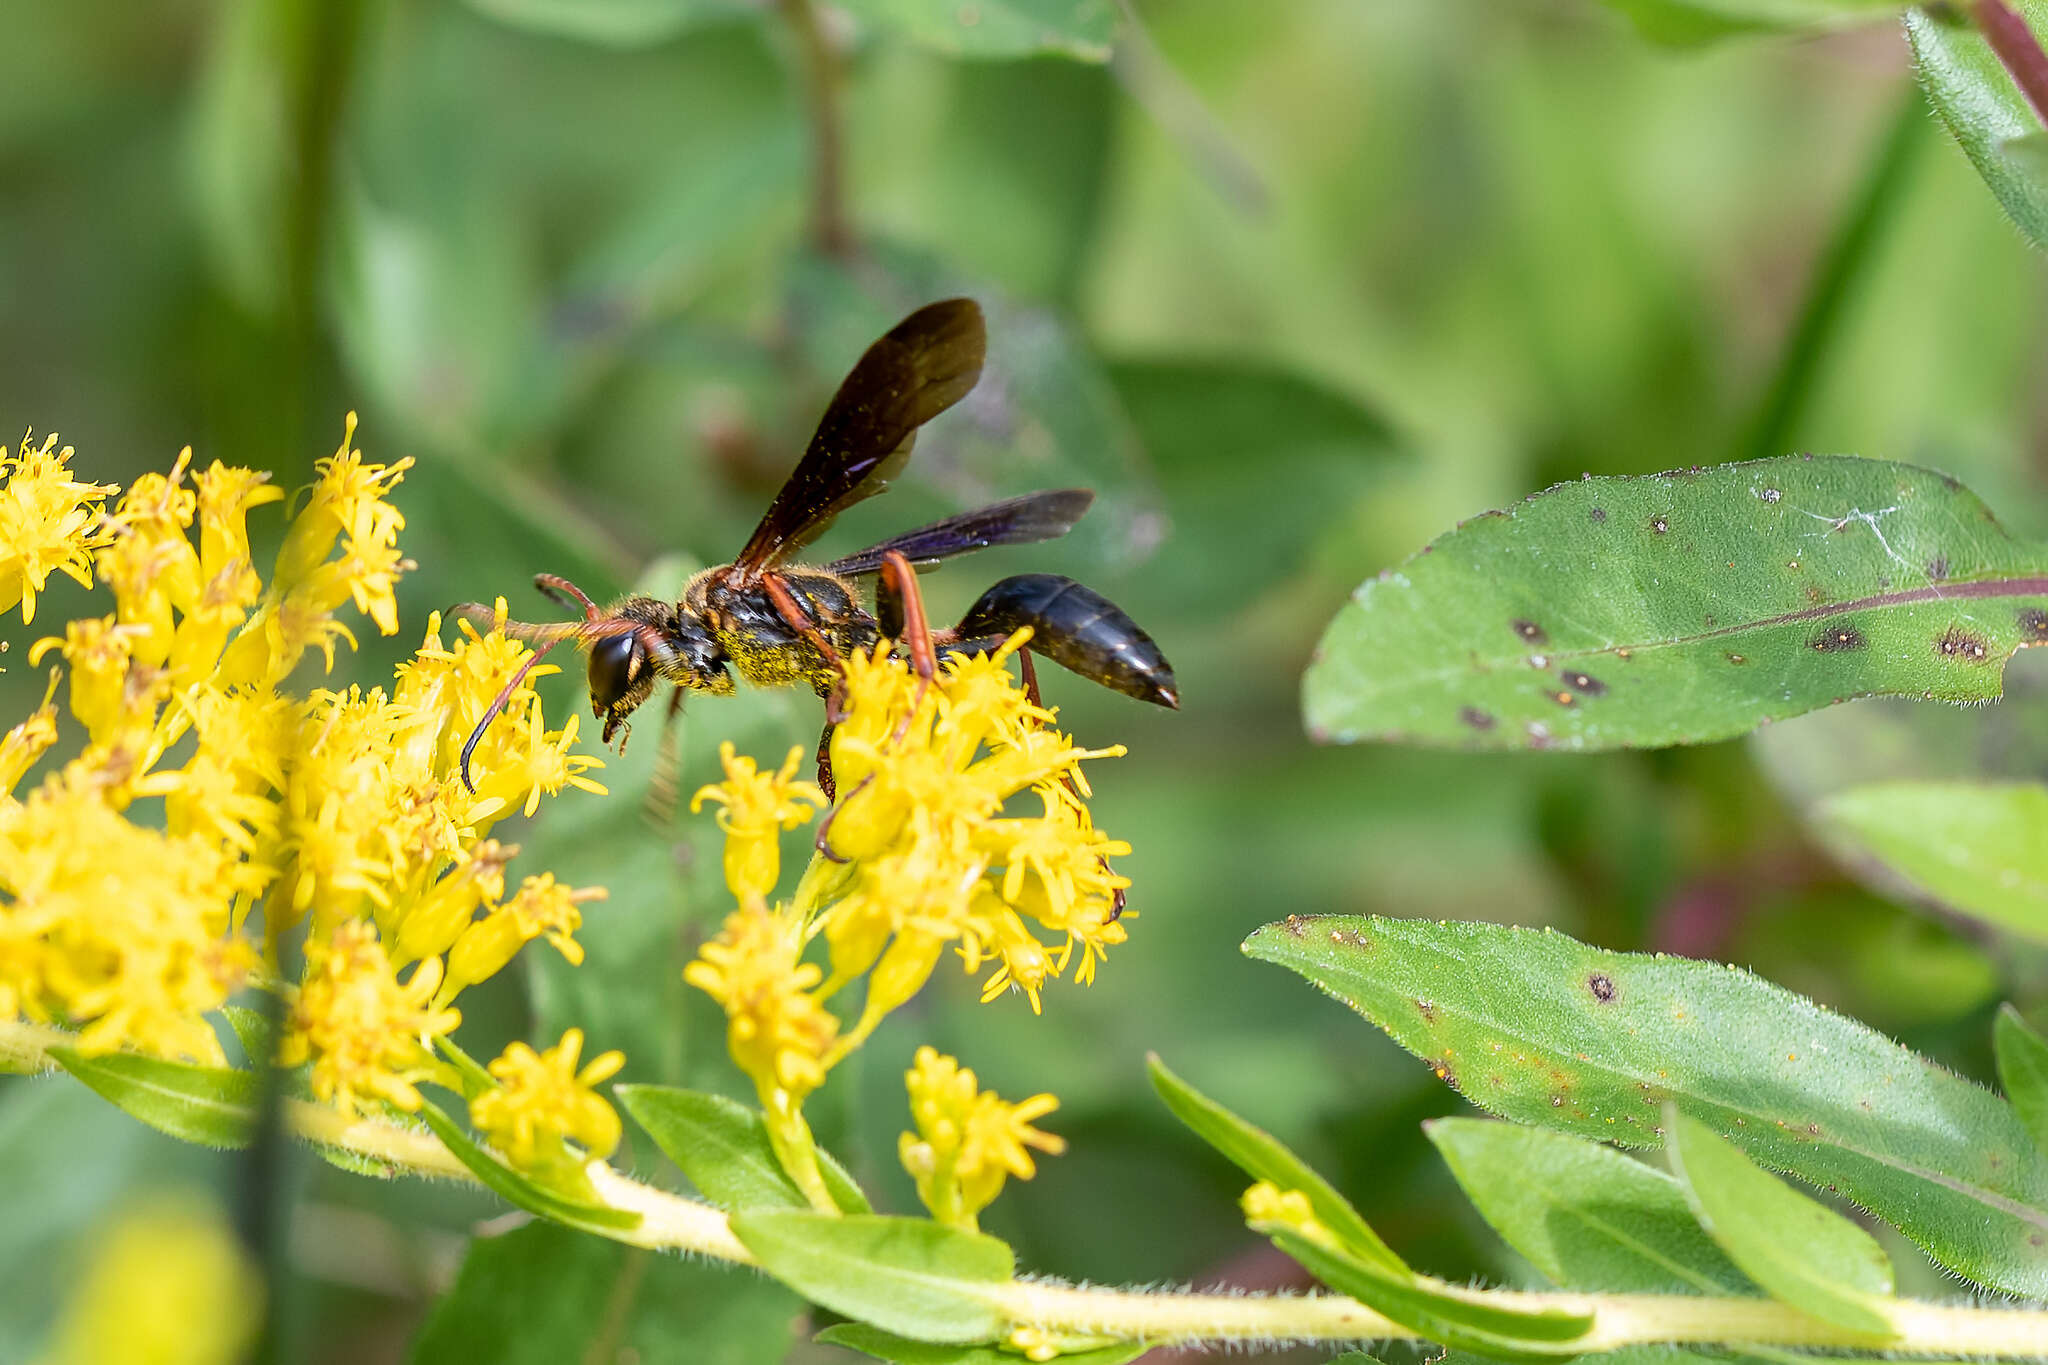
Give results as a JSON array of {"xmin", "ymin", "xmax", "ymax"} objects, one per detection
[
  {"xmin": 684, "ymin": 631, "xmax": 1124, "ymax": 1211},
  {"xmin": 0, "ymin": 423, "xmax": 613, "ymax": 1141},
  {"xmin": 0, "ymin": 430, "xmax": 116, "ymax": 626},
  {"xmin": 899, "ymin": 1045, "xmax": 1064, "ymax": 1232},
  {"xmin": 470, "ymin": 1027, "xmax": 626, "ymax": 1172}
]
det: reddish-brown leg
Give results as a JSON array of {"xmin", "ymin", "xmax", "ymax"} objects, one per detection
[
  {"xmin": 763, "ymin": 573, "xmax": 842, "ymax": 670},
  {"xmin": 534, "ymin": 573, "xmax": 603, "ymax": 620},
  {"xmin": 646, "ymin": 687, "xmax": 689, "ymax": 826},
  {"xmin": 875, "ymin": 550, "xmax": 940, "ymax": 741}
]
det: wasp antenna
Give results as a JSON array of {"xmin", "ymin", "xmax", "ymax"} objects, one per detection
[
  {"xmin": 460, "ymin": 635, "xmax": 568, "ymax": 794},
  {"xmin": 534, "ymin": 573, "xmax": 602, "ymax": 619}
]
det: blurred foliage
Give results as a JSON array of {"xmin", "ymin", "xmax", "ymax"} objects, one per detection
[{"xmin": 5, "ymin": 0, "xmax": 2048, "ymax": 1359}]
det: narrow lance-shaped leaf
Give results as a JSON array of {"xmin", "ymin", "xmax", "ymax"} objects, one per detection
[
  {"xmin": 1598, "ymin": 0, "xmax": 1909, "ymax": 46},
  {"xmin": 1995, "ymin": 1005, "xmax": 2048, "ymax": 1156},
  {"xmin": 415, "ymin": 1098, "xmax": 643, "ymax": 1237},
  {"xmin": 1664, "ymin": 1109, "xmax": 1897, "ymax": 1338},
  {"xmin": 616, "ymin": 1084, "xmax": 870, "ymax": 1213},
  {"xmin": 1304, "ymin": 456, "xmax": 2048, "ymax": 751},
  {"xmin": 49, "ymin": 1048, "xmax": 256, "ymax": 1149},
  {"xmin": 728, "ymin": 1212, "xmax": 1013, "ymax": 1345},
  {"xmin": 1147, "ymin": 1054, "xmax": 1405, "ymax": 1274},
  {"xmin": 1425, "ymin": 1118, "xmax": 1751, "ymax": 1294},
  {"xmin": 1244, "ymin": 915, "xmax": 2048, "ymax": 1298},
  {"xmin": 815, "ymin": 1324, "xmax": 1147, "ymax": 1365},
  {"xmin": 1909, "ymin": 2, "xmax": 2048, "ymax": 251},
  {"xmin": 1817, "ymin": 780, "xmax": 2048, "ymax": 942},
  {"xmin": 1256, "ymin": 1225, "xmax": 1594, "ymax": 1362}
]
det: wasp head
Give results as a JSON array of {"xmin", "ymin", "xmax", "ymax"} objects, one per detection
[{"xmin": 589, "ymin": 595, "xmax": 733, "ymax": 747}]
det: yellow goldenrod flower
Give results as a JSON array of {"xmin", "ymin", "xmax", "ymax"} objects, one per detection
[
  {"xmin": 35, "ymin": 1193, "xmax": 260, "ymax": 1365},
  {"xmin": 441, "ymin": 872, "xmax": 604, "ymax": 1000},
  {"xmin": 692, "ymin": 742, "xmax": 826, "ymax": 899},
  {"xmin": 0, "ymin": 767, "xmax": 256, "ymax": 1063},
  {"xmin": 684, "ymin": 898, "xmax": 838, "ymax": 1110},
  {"xmin": 899, "ymin": 1045, "xmax": 1063, "ymax": 1231},
  {"xmin": 470, "ymin": 1027, "xmax": 626, "ymax": 1170},
  {"xmin": 0, "ymin": 430, "xmax": 116, "ymax": 626},
  {"xmin": 1241, "ymin": 1180, "xmax": 1335, "ymax": 1249},
  {"xmin": 280, "ymin": 920, "xmax": 459, "ymax": 1116},
  {"xmin": 1, "ymin": 425, "xmax": 609, "ymax": 1136}
]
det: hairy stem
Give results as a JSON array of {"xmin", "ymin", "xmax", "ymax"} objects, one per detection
[
  {"xmin": 12, "ymin": 1018, "xmax": 2048, "ymax": 1357},
  {"xmin": 779, "ymin": 0, "xmax": 853, "ymax": 258}
]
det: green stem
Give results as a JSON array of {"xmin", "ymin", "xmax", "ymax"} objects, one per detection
[
  {"xmin": 12, "ymin": 1018, "xmax": 2048, "ymax": 1356},
  {"xmin": 1736, "ymin": 86, "xmax": 1928, "ymax": 465},
  {"xmin": 762, "ymin": 1090, "xmax": 839, "ymax": 1213},
  {"xmin": 778, "ymin": 0, "xmax": 853, "ymax": 259}
]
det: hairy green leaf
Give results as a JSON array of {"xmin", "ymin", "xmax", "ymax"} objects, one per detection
[
  {"xmin": 729, "ymin": 1212, "xmax": 1012, "ymax": 1343},
  {"xmin": 616, "ymin": 1084, "xmax": 869, "ymax": 1212},
  {"xmin": 1147, "ymin": 1054, "xmax": 1404, "ymax": 1273},
  {"xmin": 816, "ymin": 1323, "xmax": 1146, "ymax": 1365},
  {"xmin": 1243, "ymin": 915, "xmax": 2048, "ymax": 1296},
  {"xmin": 1664, "ymin": 1111, "xmax": 1896, "ymax": 1336},
  {"xmin": 1426, "ymin": 1118, "xmax": 1750, "ymax": 1293},
  {"xmin": 48, "ymin": 1048, "xmax": 256, "ymax": 1149},
  {"xmin": 1995, "ymin": 1005, "xmax": 2048, "ymax": 1155},
  {"xmin": 839, "ymin": 0, "xmax": 1115, "ymax": 61},
  {"xmin": 1304, "ymin": 456, "xmax": 2048, "ymax": 751},
  {"xmin": 460, "ymin": 0, "xmax": 755, "ymax": 46},
  {"xmin": 410, "ymin": 1220, "xmax": 796, "ymax": 1365},
  {"xmin": 1818, "ymin": 780, "xmax": 2048, "ymax": 940},
  {"xmin": 416, "ymin": 1098, "xmax": 642, "ymax": 1235},
  {"xmin": 1259, "ymin": 1226, "xmax": 1593, "ymax": 1361},
  {"xmin": 1909, "ymin": 3, "xmax": 2048, "ymax": 250},
  {"xmin": 219, "ymin": 1004, "xmax": 275, "ymax": 1066}
]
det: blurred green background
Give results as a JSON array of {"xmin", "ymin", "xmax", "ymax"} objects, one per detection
[{"xmin": 5, "ymin": 0, "xmax": 2048, "ymax": 1360}]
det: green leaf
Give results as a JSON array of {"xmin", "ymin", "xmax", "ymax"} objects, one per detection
[
  {"xmin": 728, "ymin": 1211, "xmax": 1012, "ymax": 1343},
  {"xmin": 1664, "ymin": 1110, "xmax": 1897, "ymax": 1337},
  {"xmin": 1597, "ymin": 0, "xmax": 1902, "ymax": 44},
  {"xmin": 48, "ymin": 1048, "xmax": 256, "ymax": 1149},
  {"xmin": 1146, "ymin": 1054, "xmax": 1405, "ymax": 1274},
  {"xmin": 840, "ymin": 0, "xmax": 1116, "ymax": 62},
  {"xmin": 219, "ymin": 1003, "xmax": 275, "ymax": 1066},
  {"xmin": 1257, "ymin": 1226, "xmax": 1593, "ymax": 1361},
  {"xmin": 816, "ymin": 1323, "xmax": 1146, "ymax": 1365},
  {"xmin": 1304, "ymin": 456, "xmax": 2048, "ymax": 751},
  {"xmin": 1242, "ymin": 915, "xmax": 2048, "ymax": 1297},
  {"xmin": 1995, "ymin": 1005, "xmax": 2048, "ymax": 1155},
  {"xmin": 1910, "ymin": 3, "xmax": 2048, "ymax": 250},
  {"xmin": 459, "ymin": 0, "xmax": 757, "ymax": 47},
  {"xmin": 1107, "ymin": 359, "xmax": 1399, "ymax": 616},
  {"xmin": 615, "ymin": 1084, "xmax": 869, "ymax": 1213},
  {"xmin": 1425, "ymin": 1118, "xmax": 1750, "ymax": 1293},
  {"xmin": 1817, "ymin": 780, "xmax": 2048, "ymax": 940},
  {"xmin": 415, "ymin": 1098, "xmax": 643, "ymax": 1236},
  {"xmin": 410, "ymin": 1219, "xmax": 797, "ymax": 1365}
]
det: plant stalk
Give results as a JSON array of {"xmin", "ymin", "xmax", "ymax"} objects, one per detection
[
  {"xmin": 1977, "ymin": 0, "xmax": 2048, "ymax": 129},
  {"xmin": 779, "ymin": 0, "xmax": 853, "ymax": 259},
  {"xmin": 13, "ymin": 1018, "xmax": 2048, "ymax": 1357}
]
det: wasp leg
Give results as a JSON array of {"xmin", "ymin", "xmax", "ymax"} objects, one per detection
[
  {"xmin": 813, "ymin": 773, "xmax": 871, "ymax": 862},
  {"xmin": 875, "ymin": 550, "xmax": 939, "ymax": 738},
  {"xmin": 763, "ymin": 573, "xmax": 843, "ymax": 670},
  {"xmin": 814, "ymin": 715, "xmax": 837, "ymax": 803},
  {"xmin": 955, "ymin": 574, "xmax": 1177, "ymax": 710},
  {"xmin": 644, "ymin": 687, "xmax": 689, "ymax": 827}
]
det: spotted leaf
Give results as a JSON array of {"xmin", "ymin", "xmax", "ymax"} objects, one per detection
[
  {"xmin": 1244, "ymin": 914, "xmax": 2048, "ymax": 1298},
  {"xmin": 1305, "ymin": 456, "xmax": 2048, "ymax": 751}
]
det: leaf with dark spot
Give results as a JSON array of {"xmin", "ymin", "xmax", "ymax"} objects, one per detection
[
  {"xmin": 1244, "ymin": 914, "xmax": 2048, "ymax": 1297},
  {"xmin": 1306, "ymin": 457, "xmax": 2048, "ymax": 750}
]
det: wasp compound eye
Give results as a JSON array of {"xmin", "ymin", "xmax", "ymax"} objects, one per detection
[{"xmin": 588, "ymin": 633, "xmax": 645, "ymax": 715}]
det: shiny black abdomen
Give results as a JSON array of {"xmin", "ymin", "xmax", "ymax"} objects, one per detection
[{"xmin": 956, "ymin": 573, "xmax": 1177, "ymax": 708}]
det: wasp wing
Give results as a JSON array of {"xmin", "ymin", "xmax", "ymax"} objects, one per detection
[
  {"xmin": 731, "ymin": 297, "xmax": 986, "ymax": 578},
  {"xmin": 824, "ymin": 488, "xmax": 1095, "ymax": 577}
]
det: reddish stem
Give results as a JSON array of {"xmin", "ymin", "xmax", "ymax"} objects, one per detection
[{"xmin": 1977, "ymin": 0, "xmax": 2048, "ymax": 129}]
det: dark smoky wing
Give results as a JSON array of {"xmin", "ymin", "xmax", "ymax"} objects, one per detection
[
  {"xmin": 731, "ymin": 297, "xmax": 986, "ymax": 577},
  {"xmin": 825, "ymin": 488, "xmax": 1096, "ymax": 577}
]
